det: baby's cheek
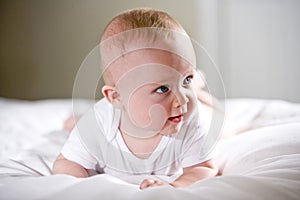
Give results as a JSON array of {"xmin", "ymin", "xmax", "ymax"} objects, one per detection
[
  {"xmin": 128, "ymin": 90, "xmax": 167, "ymax": 131},
  {"xmin": 128, "ymin": 102, "xmax": 151, "ymax": 127},
  {"xmin": 145, "ymin": 104, "xmax": 167, "ymax": 131},
  {"xmin": 128, "ymin": 94, "xmax": 167, "ymax": 131}
]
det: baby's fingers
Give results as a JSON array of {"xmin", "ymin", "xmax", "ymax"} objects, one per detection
[
  {"xmin": 140, "ymin": 179, "xmax": 169, "ymax": 190},
  {"xmin": 140, "ymin": 179, "xmax": 155, "ymax": 190}
]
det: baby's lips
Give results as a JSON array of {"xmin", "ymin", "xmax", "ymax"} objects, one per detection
[{"xmin": 168, "ymin": 115, "xmax": 183, "ymax": 123}]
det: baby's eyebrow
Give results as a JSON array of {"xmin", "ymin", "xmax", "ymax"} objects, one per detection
[{"xmin": 182, "ymin": 68, "xmax": 194, "ymax": 77}]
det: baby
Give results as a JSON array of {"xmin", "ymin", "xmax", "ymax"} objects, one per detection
[{"xmin": 53, "ymin": 8, "xmax": 219, "ymax": 189}]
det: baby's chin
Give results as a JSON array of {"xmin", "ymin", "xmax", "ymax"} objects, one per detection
[{"xmin": 159, "ymin": 121, "xmax": 183, "ymax": 136}]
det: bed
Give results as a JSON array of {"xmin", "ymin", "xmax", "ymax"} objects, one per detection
[{"xmin": 0, "ymin": 97, "xmax": 299, "ymax": 200}]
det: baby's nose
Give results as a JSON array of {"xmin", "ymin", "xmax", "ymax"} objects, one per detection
[{"xmin": 172, "ymin": 92, "xmax": 189, "ymax": 108}]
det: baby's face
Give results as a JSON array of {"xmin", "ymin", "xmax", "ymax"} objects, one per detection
[{"xmin": 114, "ymin": 49, "xmax": 197, "ymax": 138}]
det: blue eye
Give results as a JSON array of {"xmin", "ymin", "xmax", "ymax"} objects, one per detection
[
  {"xmin": 183, "ymin": 75, "xmax": 193, "ymax": 85},
  {"xmin": 155, "ymin": 85, "xmax": 169, "ymax": 94}
]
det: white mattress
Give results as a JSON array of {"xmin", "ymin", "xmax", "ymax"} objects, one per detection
[{"xmin": 0, "ymin": 97, "xmax": 299, "ymax": 200}]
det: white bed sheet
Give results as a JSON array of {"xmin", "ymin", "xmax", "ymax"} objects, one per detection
[{"xmin": 0, "ymin": 98, "xmax": 299, "ymax": 200}]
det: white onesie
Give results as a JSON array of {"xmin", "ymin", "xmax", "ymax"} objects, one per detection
[{"xmin": 61, "ymin": 98, "xmax": 213, "ymax": 181}]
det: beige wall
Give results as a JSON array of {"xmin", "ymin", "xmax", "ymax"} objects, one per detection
[{"xmin": 0, "ymin": 0, "xmax": 199, "ymax": 100}]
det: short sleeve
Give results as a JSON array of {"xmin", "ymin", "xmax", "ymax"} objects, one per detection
[
  {"xmin": 61, "ymin": 127, "xmax": 98, "ymax": 170},
  {"xmin": 180, "ymin": 130, "xmax": 213, "ymax": 168},
  {"xmin": 180, "ymin": 101, "xmax": 214, "ymax": 168}
]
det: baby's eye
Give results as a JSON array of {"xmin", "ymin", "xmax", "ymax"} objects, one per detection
[
  {"xmin": 183, "ymin": 75, "xmax": 193, "ymax": 85},
  {"xmin": 155, "ymin": 85, "xmax": 169, "ymax": 94}
]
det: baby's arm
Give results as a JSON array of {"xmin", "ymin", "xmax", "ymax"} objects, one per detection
[
  {"xmin": 63, "ymin": 115, "xmax": 81, "ymax": 132},
  {"xmin": 193, "ymin": 69, "xmax": 223, "ymax": 112},
  {"xmin": 52, "ymin": 154, "xmax": 89, "ymax": 178},
  {"xmin": 170, "ymin": 159, "xmax": 218, "ymax": 187},
  {"xmin": 140, "ymin": 159, "xmax": 218, "ymax": 189}
]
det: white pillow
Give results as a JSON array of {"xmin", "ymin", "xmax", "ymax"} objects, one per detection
[{"xmin": 215, "ymin": 123, "xmax": 300, "ymax": 178}]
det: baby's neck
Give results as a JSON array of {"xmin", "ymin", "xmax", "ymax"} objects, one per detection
[{"xmin": 120, "ymin": 130, "xmax": 163, "ymax": 159}]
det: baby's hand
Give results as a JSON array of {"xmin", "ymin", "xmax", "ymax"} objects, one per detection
[{"xmin": 139, "ymin": 179, "xmax": 170, "ymax": 190}]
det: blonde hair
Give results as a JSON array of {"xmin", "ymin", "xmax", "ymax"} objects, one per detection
[
  {"xmin": 100, "ymin": 8, "xmax": 187, "ymax": 85},
  {"xmin": 101, "ymin": 8, "xmax": 185, "ymax": 41}
]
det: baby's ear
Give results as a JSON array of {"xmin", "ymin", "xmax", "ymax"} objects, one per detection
[{"xmin": 102, "ymin": 85, "xmax": 122, "ymax": 108}]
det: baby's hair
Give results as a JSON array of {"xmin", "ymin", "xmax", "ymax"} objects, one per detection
[
  {"xmin": 101, "ymin": 8, "xmax": 185, "ymax": 41},
  {"xmin": 100, "ymin": 8, "xmax": 188, "ymax": 85}
]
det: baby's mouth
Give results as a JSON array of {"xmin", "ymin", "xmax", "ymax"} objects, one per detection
[{"xmin": 168, "ymin": 115, "xmax": 183, "ymax": 123}]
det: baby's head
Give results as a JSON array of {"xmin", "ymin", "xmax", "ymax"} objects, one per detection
[{"xmin": 100, "ymin": 8, "xmax": 197, "ymax": 138}]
